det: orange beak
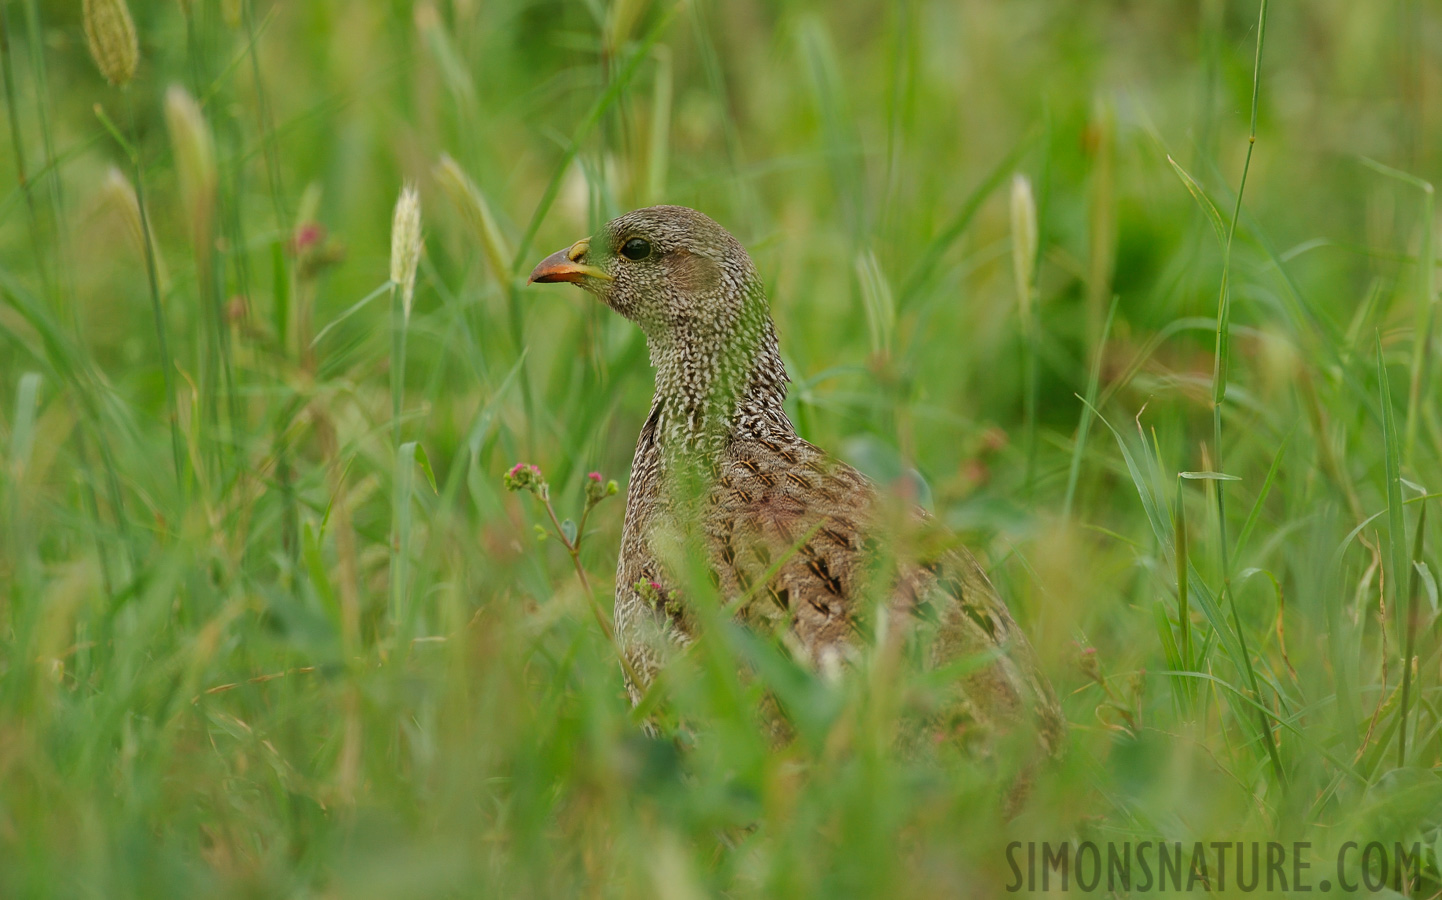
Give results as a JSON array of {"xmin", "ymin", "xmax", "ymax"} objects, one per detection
[{"xmin": 528, "ymin": 238, "xmax": 613, "ymax": 284}]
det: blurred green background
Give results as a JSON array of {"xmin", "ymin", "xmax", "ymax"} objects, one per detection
[{"xmin": 2, "ymin": 0, "xmax": 1441, "ymax": 896}]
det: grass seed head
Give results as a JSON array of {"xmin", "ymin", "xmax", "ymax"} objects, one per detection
[
  {"xmin": 1010, "ymin": 173, "xmax": 1038, "ymax": 327},
  {"xmin": 390, "ymin": 184, "xmax": 423, "ymax": 320},
  {"xmin": 164, "ymin": 86, "xmax": 217, "ymax": 250},
  {"xmin": 100, "ymin": 166, "xmax": 144, "ymax": 255},
  {"xmin": 82, "ymin": 0, "xmax": 139, "ymax": 86},
  {"xmin": 434, "ymin": 155, "xmax": 511, "ymax": 281},
  {"xmin": 100, "ymin": 166, "xmax": 170, "ymax": 291}
]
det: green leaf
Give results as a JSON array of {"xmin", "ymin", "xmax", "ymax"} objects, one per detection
[
  {"xmin": 9, "ymin": 372, "xmax": 41, "ymax": 473},
  {"xmin": 1166, "ymin": 155, "xmax": 1228, "ymax": 249},
  {"xmin": 302, "ymin": 519, "xmax": 339, "ymax": 627},
  {"xmin": 1378, "ymin": 336, "xmax": 1408, "ymax": 648},
  {"xmin": 413, "ymin": 443, "xmax": 438, "ymax": 495},
  {"xmin": 1416, "ymin": 561, "xmax": 1438, "ymax": 614},
  {"xmin": 1063, "ymin": 296, "xmax": 1118, "ymax": 518},
  {"xmin": 1152, "ymin": 600, "xmax": 1187, "ymax": 713},
  {"xmin": 1359, "ymin": 155, "xmax": 1434, "ymax": 192},
  {"xmin": 1078, "ymin": 396, "xmax": 1168, "ymax": 546},
  {"xmin": 1174, "ymin": 477, "xmax": 1192, "ymax": 680},
  {"xmin": 392, "ymin": 439, "xmax": 430, "ymax": 636},
  {"xmin": 467, "ymin": 352, "xmax": 527, "ymax": 458},
  {"xmin": 1234, "ymin": 431, "xmax": 1290, "ymax": 560},
  {"xmin": 512, "ymin": 2, "xmax": 681, "ymax": 269},
  {"xmin": 1081, "ymin": 398, "xmax": 1250, "ymax": 680},
  {"xmin": 311, "ymin": 281, "xmax": 391, "ymax": 348},
  {"xmin": 272, "ymin": 240, "xmax": 289, "ymax": 350},
  {"xmin": 900, "ymin": 130, "xmax": 1040, "ymax": 305},
  {"xmin": 1179, "ymin": 471, "xmax": 1242, "ymax": 481}
]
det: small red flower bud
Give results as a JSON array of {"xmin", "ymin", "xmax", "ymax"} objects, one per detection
[{"xmin": 288, "ymin": 221, "xmax": 327, "ymax": 256}]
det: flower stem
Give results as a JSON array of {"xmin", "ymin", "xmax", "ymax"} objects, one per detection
[{"xmin": 537, "ymin": 491, "xmax": 646, "ymax": 690}]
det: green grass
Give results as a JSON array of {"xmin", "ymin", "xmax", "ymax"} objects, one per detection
[{"xmin": 2, "ymin": 0, "xmax": 1441, "ymax": 896}]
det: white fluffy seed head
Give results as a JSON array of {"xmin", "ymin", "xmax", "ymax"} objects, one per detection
[
  {"xmin": 390, "ymin": 184, "xmax": 423, "ymax": 319},
  {"xmin": 83, "ymin": 0, "xmax": 139, "ymax": 86}
]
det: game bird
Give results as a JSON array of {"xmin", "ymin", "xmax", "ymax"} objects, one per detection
[{"xmin": 530, "ymin": 205, "xmax": 1063, "ymax": 756}]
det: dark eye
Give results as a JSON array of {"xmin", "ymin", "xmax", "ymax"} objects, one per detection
[{"xmin": 621, "ymin": 238, "xmax": 652, "ymax": 261}]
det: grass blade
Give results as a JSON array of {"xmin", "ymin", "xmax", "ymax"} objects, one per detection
[
  {"xmin": 1174, "ymin": 476, "xmax": 1194, "ymax": 706},
  {"xmin": 1233, "ymin": 429, "xmax": 1290, "ymax": 560},
  {"xmin": 1166, "ymin": 154, "xmax": 1228, "ymax": 249},
  {"xmin": 644, "ymin": 46, "xmax": 672, "ymax": 205},
  {"xmin": 8, "ymin": 371, "xmax": 41, "ymax": 474},
  {"xmin": 1062, "ymin": 295, "xmax": 1118, "ymax": 518},
  {"xmin": 1207, "ymin": 0, "xmax": 1282, "ymax": 783},
  {"xmin": 392, "ymin": 440, "xmax": 431, "ymax": 640},
  {"xmin": 1077, "ymin": 397, "xmax": 1169, "ymax": 547},
  {"xmin": 1379, "ymin": 335, "xmax": 1409, "ymax": 653},
  {"xmin": 898, "ymin": 130, "xmax": 1039, "ymax": 306},
  {"xmin": 1398, "ymin": 503, "xmax": 1427, "ymax": 767},
  {"xmin": 310, "ymin": 281, "xmax": 392, "ymax": 348},
  {"xmin": 511, "ymin": 3, "xmax": 681, "ymax": 272},
  {"xmin": 1359, "ymin": 157, "xmax": 1435, "ymax": 468}
]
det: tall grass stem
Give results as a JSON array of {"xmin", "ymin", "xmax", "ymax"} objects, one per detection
[{"xmin": 1211, "ymin": 0, "xmax": 1280, "ymax": 781}]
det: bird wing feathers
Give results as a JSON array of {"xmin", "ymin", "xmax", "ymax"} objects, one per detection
[
  {"xmin": 703, "ymin": 435, "xmax": 1064, "ymax": 752},
  {"xmin": 706, "ymin": 436, "xmax": 870, "ymax": 657}
]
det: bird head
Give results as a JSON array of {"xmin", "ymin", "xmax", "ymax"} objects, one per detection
[{"xmin": 528, "ymin": 205, "xmax": 762, "ymax": 342}]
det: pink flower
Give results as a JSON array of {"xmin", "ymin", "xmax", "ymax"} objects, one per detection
[
  {"xmin": 503, "ymin": 462, "xmax": 544, "ymax": 492},
  {"xmin": 587, "ymin": 471, "xmax": 602, "ymax": 481},
  {"xmin": 288, "ymin": 221, "xmax": 326, "ymax": 255}
]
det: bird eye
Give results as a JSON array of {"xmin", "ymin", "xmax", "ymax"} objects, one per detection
[{"xmin": 620, "ymin": 238, "xmax": 652, "ymax": 261}]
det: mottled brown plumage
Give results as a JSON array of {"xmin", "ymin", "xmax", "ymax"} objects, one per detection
[{"xmin": 530, "ymin": 205, "xmax": 1063, "ymax": 756}]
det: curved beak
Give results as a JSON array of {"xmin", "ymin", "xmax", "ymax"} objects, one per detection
[{"xmin": 528, "ymin": 238, "xmax": 614, "ymax": 284}]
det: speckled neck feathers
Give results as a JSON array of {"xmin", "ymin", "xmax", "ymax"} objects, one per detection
[{"xmin": 646, "ymin": 276, "xmax": 794, "ymax": 457}]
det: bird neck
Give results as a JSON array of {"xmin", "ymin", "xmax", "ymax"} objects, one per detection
[{"xmin": 647, "ymin": 303, "xmax": 792, "ymax": 456}]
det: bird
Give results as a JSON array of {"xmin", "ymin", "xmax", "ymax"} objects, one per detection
[{"xmin": 529, "ymin": 205, "xmax": 1063, "ymax": 757}]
